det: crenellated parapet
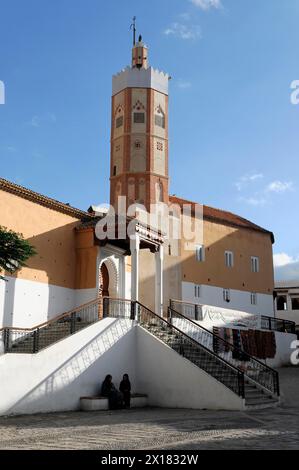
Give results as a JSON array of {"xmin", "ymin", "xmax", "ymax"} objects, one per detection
[{"xmin": 112, "ymin": 67, "xmax": 169, "ymax": 96}]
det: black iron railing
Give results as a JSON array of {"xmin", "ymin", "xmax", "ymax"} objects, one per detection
[
  {"xmin": 170, "ymin": 299, "xmax": 295, "ymax": 335},
  {"xmin": 261, "ymin": 316, "xmax": 296, "ymax": 334},
  {"xmin": 0, "ymin": 296, "xmax": 280, "ymax": 399},
  {"xmin": 105, "ymin": 298, "xmax": 246, "ymax": 399},
  {"xmin": 0, "ymin": 298, "xmax": 103, "ymax": 354},
  {"xmin": 168, "ymin": 306, "xmax": 279, "ymax": 397}
]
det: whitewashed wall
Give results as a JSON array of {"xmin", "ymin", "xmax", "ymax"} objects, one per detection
[
  {"xmin": 0, "ymin": 318, "xmax": 137, "ymax": 416},
  {"xmin": 0, "ymin": 277, "xmax": 76, "ymax": 328},
  {"xmin": 182, "ymin": 282, "xmax": 274, "ymax": 316},
  {"xmin": 136, "ymin": 327, "xmax": 244, "ymax": 411},
  {"xmin": 0, "ymin": 276, "xmax": 99, "ymax": 329},
  {"xmin": 75, "ymin": 288, "xmax": 97, "ymax": 308},
  {"xmin": 0, "ymin": 321, "xmax": 247, "ymax": 415},
  {"xmin": 267, "ymin": 332, "xmax": 297, "ymax": 368}
]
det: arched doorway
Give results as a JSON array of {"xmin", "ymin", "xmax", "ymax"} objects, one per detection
[
  {"xmin": 99, "ymin": 263, "xmax": 110, "ymax": 298},
  {"xmin": 98, "ymin": 256, "xmax": 119, "ymax": 318}
]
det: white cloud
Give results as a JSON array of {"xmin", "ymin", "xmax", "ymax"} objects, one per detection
[
  {"xmin": 235, "ymin": 173, "xmax": 264, "ymax": 191},
  {"xmin": 30, "ymin": 116, "xmax": 41, "ymax": 127},
  {"xmin": 274, "ymin": 253, "xmax": 299, "ymax": 282},
  {"xmin": 177, "ymin": 79, "xmax": 192, "ymax": 89},
  {"xmin": 26, "ymin": 113, "xmax": 57, "ymax": 128},
  {"xmin": 236, "ymin": 175, "xmax": 295, "ymax": 207},
  {"xmin": 266, "ymin": 181, "xmax": 294, "ymax": 194},
  {"xmin": 273, "ymin": 253, "xmax": 299, "ymax": 268},
  {"xmin": 164, "ymin": 23, "xmax": 201, "ymax": 40},
  {"xmin": 191, "ymin": 0, "xmax": 222, "ymax": 10}
]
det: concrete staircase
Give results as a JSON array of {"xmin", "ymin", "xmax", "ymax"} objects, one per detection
[
  {"xmin": 140, "ymin": 313, "xmax": 280, "ymax": 410},
  {"xmin": 244, "ymin": 382, "xmax": 279, "ymax": 409},
  {"xmin": 2, "ymin": 298, "xmax": 280, "ymax": 411},
  {"xmin": 9, "ymin": 320, "xmax": 92, "ymax": 354}
]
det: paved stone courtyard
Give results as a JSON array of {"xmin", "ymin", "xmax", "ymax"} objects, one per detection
[{"xmin": 0, "ymin": 368, "xmax": 298, "ymax": 450}]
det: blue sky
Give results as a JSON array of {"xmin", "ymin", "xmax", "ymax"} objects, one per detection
[{"xmin": 0, "ymin": 0, "xmax": 298, "ymax": 280}]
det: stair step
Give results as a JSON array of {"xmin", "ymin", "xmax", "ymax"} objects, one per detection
[{"xmin": 245, "ymin": 397, "xmax": 276, "ymax": 405}]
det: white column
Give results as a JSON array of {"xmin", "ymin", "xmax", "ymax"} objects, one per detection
[
  {"xmin": 119, "ymin": 256, "xmax": 126, "ymax": 299},
  {"xmin": 130, "ymin": 234, "xmax": 140, "ymax": 302},
  {"xmin": 287, "ymin": 294, "xmax": 292, "ymax": 312},
  {"xmin": 155, "ymin": 244, "xmax": 164, "ymax": 316}
]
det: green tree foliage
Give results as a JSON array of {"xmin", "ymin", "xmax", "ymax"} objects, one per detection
[{"xmin": 0, "ymin": 226, "xmax": 36, "ymax": 280}]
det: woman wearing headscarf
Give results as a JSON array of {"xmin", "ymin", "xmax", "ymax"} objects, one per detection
[
  {"xmin": 119, "ymin": 374, "xmax": 131, "ymax": 409},
  {"xmin": 101, "ymin": 375, "xmax": 123, "ymax": 410}
]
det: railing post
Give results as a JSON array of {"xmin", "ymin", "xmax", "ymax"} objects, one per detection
[
  {"xmin": 238, "ymin": 372, "xmax": 245, "ymax": 399},
  {"xmin": 168, "ymin": 307, "xmax": 172, "ymax": 325},
  {"xmin": 33, "ymin": 329, "xmax": 39, "ymax": 353},
  {"xmin": 268, "ymin": 317, "xmax": 272, "ymax": 331},
  {"xmin": 130, "ymin": 301, "xmax": 137, "ymax": 321},
  {"xmin": 103, "ymin": 297, "xmax": 109, "ymax": 318},
  {"xmin": 70, "ymin": 313, "xmax": 76, "ymax": 334},
  {"xmin": 195, "ymin": 305, "xmax": 200, "ymax": 321},
  {"xmin": 3, "ymin": 328, "xmax": 10, "ymax": 353},
  {"xmin": 275, "ymin": 371, "xmax": 280, "ymax": 396}
]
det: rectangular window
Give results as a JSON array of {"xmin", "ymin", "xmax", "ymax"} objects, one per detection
[
  {"xmin": 116, "ymin": 116, "xmax": 123, "ymax": 128},
  {"xmin": 251, "ymin": 256, "xmax": 260, "ymax": 273},
  {"xmin": 196, "ymin": 245, "xmax": 205, "ymax": 262},
  {"xmin": 194, "ymin": 285, "xmax": 201, "ymax": 298},
  {"xmin": 277, "ymin": 295, "xmax": 287, "ymax": 311},
  {"xmin": 223, "ymin": 288, "xmax": 231, "ymax": 303},
  {"xmin": 155, "ymin": 114, "xmax": 165, "ymax": 129},
  {"xmin": 251, "ymin": 293, "xmax": 257, "ymax": 305},
  {"xmin": 225, "ymin": 251, "xmax": 234, "ymax": 268},
  {"xmin": 134, "ymin": 112, "xmax": 145, "ymax": 124}
]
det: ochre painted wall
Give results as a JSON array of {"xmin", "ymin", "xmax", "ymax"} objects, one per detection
[
  {"xmin": 75, "ymin": 229, "xmax": 98, "ymax": 290},
  {"xmin": 181, "ymin": 219, "xmax": 274, "ymax": 295},
  {"xmin": 0, "ymin": 190, "xmax": 80, "ymax": 289}
]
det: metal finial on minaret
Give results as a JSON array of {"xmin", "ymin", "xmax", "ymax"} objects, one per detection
[
  {"xmin": 130, "ymin": 16, "xmax": 137, "ymax": 46},
  {"xmin": 131, "ymin": 23, "xmax": 148, "ymax": 69}
]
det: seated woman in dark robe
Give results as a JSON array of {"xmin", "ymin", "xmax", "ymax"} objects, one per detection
[
  {"xmin": 119, "ymin": 374, "xmax": 131, "ymax": 409},
  {"xmin": 101, "ymin": 375, "xmax": 123, "ymax": 410}
]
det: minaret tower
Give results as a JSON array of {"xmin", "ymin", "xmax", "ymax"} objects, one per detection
[{"xmin": 110, "ymin": 28, "xmax": 169, "ymax": 212}]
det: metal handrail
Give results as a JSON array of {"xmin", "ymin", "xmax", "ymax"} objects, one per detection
[
  {"xmin": 135, "ymin": 301, "xmax": 246, "ymax": 398},
  {"xmin": 0, "ymin": 297, "xmax": 103, "ymax": 332},
  {"xmin": 170, "ymin": 299, "xmax": 295, "ymax": 333},
  {"xmin": 169, "ymin": 307, "xmax": 278, "ymax": 374},
  {"xmin": 261, "ymin": 315, "xmax": 296, "ymax": 334},
  {"xmin": 138, "ymin": 303, "xmax": 245, "ymax": 375},
  {"xmin": 0, "ymin": 298, "xmax": 105, "ymax": 354},
  {"xmin": 168, "ymin": 306, "xmax": 279, "ymax": 396}
]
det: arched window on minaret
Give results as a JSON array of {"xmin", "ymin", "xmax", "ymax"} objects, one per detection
[
  {"xmin": 138, "ymin": 178, "xmax": 146, "ymax": 205},
  {"xmin": 128, "ymin": 178, "xmax": 136, "ymax": 205},
  {"xmin": 115, "ymin": 105, "xmax": 124, "ymax": 130},
  {"xmin": 115, "ymin": 182, "xmax": 122, "ymax": 201},
  {"xmin": 132, "ymin": 99, "xmax": 146, "ymax": 126},
  {"xmin": 155, "ymin": 181, "xmax": 164, "ymax": 203},
  {"xmin": 155, "ymin": 105, "xmax": 165, "ymax": 129}
]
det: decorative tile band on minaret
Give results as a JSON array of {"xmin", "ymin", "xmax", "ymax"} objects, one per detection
[{"xmin": 110, "ymin": 33, "xmax": 170, "ymax": 213}]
